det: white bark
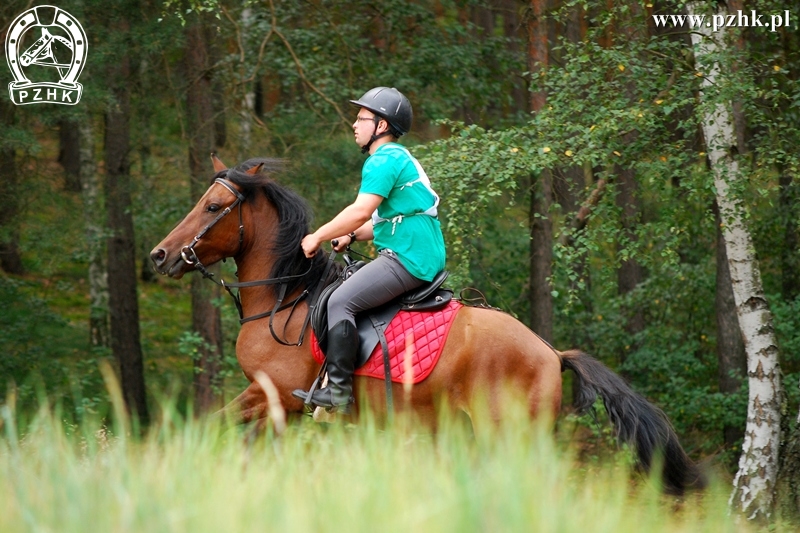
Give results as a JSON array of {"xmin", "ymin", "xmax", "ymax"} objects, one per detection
[
  {"xmin": 240, "ymin": 91, "xmax": 255, "ymax": 155},
  {"xmin": 239, "ymin": 7, "xmax": 255, "ymax": 156},
  {"xmin": 688, "ymin": 3, "xmax": 782, "ymax": 519},
  {"xmin": 79, "ymin": 117, "xmax": 110, "ymax": 348}
]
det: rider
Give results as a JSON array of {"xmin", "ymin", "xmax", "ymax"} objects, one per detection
[{"xmin": 292, "ymin": 87, "xmax": 446, "ymax": 413}]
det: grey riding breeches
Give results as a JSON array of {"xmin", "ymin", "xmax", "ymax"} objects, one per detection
[{"xmin": 327, "ymin": 249, "xmax": 425, "ymax": 329}]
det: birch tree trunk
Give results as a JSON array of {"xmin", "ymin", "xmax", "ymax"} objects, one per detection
[
  {"xmin": 239, "ymin": 7, "xmax": 255, "ymax": 158},
  {"xmin": 79, "ymin": 117, "xmax": 110, "ymax": 348},
  {"xmin": 688, "ymin": 3, "xmax": 782, "ymax": 519},
  {"xmin": 715, "ymin": 204, "xmax": 746, "ymax": 450}
]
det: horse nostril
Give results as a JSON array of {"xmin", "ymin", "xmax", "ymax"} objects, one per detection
[{"xmin": 150, "ymin": 248, "xmax": 166, "ymax": 266}]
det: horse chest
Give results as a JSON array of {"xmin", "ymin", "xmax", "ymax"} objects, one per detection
[{"xmin": 235, "ymin": 326, "xmax": 314, "ymax": 383}]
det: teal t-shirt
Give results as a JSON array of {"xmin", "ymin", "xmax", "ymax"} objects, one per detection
[{"xmin": 359, "ymin": 143, "xmax": 446, "ymax": 281}]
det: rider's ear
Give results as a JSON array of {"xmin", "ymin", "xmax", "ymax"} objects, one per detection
[
  {"xmin": 245, "ymin": 162, "xmax": 264, "ymax": 176},
  {"xmin": 211, "ymin": 153, "xmax": 227, "ymax": 172}
]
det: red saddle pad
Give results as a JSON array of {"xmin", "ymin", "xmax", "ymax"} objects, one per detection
[{"xmin": 311, "ymin": 300, "xmax": 462, "ymax": 384}]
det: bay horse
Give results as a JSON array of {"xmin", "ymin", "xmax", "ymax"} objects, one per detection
[{"xmin": 150, "ymin": 156, "xmax": 704, "ymax": 494}]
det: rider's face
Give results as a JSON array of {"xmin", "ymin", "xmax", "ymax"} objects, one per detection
[{"xmin": 353, "ymin": 109, "xmax": 383, "ymax": 148}]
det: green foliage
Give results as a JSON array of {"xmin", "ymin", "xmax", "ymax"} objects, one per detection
[
  {"xmin": 415, "ymin": 0, "xmax": 800, "ymax": 462},
  {"xmin": 0, "ymin": 276, "xmax": 107, "ymax": 421},
  {"xmin": 415, "ymin": 122, "xmax": 536, "ymax": 287},
  {"xmin": 177, "ymin": 328, "xmax": 241, "ymax": 396},
  {"xmin": 0, "ymin": 277, "xmax": 61, "ymax": 391},
  {"xmin": 772, "ymin": 296, "xmax": 800, "ymax": 417},
  {"xmin": 204, "ymin": 0, "xmax": 525, "ymax": 131},
  {"xmin": 774, "ymin": 296, "xmax": 800, "ymax": 373},
  {"xmin": 465, "ymin": 191, "xmax": 531, "ymax": 315}
]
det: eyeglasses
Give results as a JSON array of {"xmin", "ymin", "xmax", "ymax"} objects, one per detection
[{"xmin": 355, "ymin": 116, "xmax": 376, "ymax": 122}]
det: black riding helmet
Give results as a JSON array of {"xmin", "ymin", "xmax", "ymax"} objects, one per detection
[{"xmin": 350, "ymin": 87, "xmax": 413, "ymax": 153}]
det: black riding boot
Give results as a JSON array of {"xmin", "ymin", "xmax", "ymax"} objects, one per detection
[{"xmin": 294, "ymin": 320, "xmax": 358, "ymax": 413}]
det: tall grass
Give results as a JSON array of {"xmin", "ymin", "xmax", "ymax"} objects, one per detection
[{"xmin": 0, "ymin": 393, "xmax": 763, "ymax": 533}]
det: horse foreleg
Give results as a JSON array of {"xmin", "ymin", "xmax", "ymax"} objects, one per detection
[{"xmin": 214, "ymin": 382, "xmax": 268, "ymax": 425}]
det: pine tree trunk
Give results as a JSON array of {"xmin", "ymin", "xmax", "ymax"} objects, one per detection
[
  {"xmin": 186, "ymin": 17, "xmax": 225, "ymax": 413},
  {"xmin": 105, "ymin": 51, "xmax": 149, "ymax": 424},
  {"xmin": 688, "ymin": 3, "xmax": 781, "ymax": 519},
  {"xmin": 0, "ymin": 98, "xmax": 24, "ymax": 275},
  {"xmin": 616, "ymin": 162, "xmax": 644, "ymax": 365},
  {"xmin": 615, "ymin": 6, "xmax": 645, "ymax": 365},
  {"xmin": 526, "ymin": 0, "xmax": 553, "ymax": 342},
  {"xmin": 529, "ymin": 171, "xmax": 553, "ymax": 341},
  {"xmin": 79, "ymin": 117, "xmax": 110, "ymax": 348},
  {"xmin": 500, "ymin": 0, "xmax": 527, "ymax": 114},
  {"xmin": 59, "ymin": 118, "xmax": 82, "ymax": 193}
]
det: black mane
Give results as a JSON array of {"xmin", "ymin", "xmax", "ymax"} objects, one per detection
[{"xmin": 216, "ymin": 158, "xmax": 338, "ymax": 295}]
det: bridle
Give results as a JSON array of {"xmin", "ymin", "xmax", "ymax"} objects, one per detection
[
  {"xmin": 178, "ymin": 176, "xmax": 332, "ymax": 346},
  {"xmin": 180, "ymin": 177, "xmax": 245, "ymax": 273}
]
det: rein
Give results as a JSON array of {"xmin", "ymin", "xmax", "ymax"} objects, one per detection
[{"xmin": 179, "ymin": 176, "xmax": 334, "ymax": 347}]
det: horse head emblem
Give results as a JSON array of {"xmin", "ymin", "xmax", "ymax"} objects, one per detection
[{"xmin": 5, "ymin": 5, "xmax": 87, "ymax": 105}]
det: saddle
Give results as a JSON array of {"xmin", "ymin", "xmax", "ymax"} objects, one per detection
[{"xmin": 310, "ymin": 258, "xmax": 451, "ymax": 368}]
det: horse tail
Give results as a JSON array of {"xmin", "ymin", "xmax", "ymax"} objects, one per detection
[{"xmin": 560, "ymin": 349, "xmax": 706, "ymax": 495}]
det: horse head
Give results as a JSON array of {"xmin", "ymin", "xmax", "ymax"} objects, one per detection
[{"xmin": 150, "ymin": 155, "xmax": 266, "ymax": 279}]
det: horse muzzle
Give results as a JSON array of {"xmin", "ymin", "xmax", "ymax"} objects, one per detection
[{"xmin": 149, "ymin": 246, "xmax": 188, "ymax": 278}]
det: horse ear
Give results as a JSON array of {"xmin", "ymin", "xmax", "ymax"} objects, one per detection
[
  {"xmin": 245, "ymin": 162, "xmax": 264, "ymax": 176},
  {"xmin": 211, "ymin": 153, "xmax": 227, "ymax": 172}
]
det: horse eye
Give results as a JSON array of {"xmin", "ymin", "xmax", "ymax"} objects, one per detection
[{"xmin": 207, "ymin": 204, "xmax": 221, "ymax": 213}]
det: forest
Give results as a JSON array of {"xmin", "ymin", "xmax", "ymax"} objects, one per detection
[{"xmin": 1, "ymin": 0, "xmax": 800, "ymax": 528}]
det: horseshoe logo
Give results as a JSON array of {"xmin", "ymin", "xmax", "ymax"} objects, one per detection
[{"xmin": 5, "ymin": 5, "xmax": 87, "ymax": 106}]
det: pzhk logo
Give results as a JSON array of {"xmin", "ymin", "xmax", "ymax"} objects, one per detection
[{"xmin": 5, "ymin": 5, "xmax": 87, "ymax": 106}]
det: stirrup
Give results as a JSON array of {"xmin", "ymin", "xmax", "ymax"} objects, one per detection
[
  {"xmin": 291, "ymin": 386, "xmax": 354, "ymax": 415},
  {"xmin": 291, "ymin": 388, "xmax": 314, "ymax": 404},
  {"xmin": 291, "ymin": 372, "xmax": 325, "ymax": 406},
  {"xmin": 308, "ymin": 387, "xmax": 354, "ymax": 413}
]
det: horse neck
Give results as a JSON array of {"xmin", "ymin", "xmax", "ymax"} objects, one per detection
[{"xmin": 232, "ymin": 193, "xmax": 303, "ymax": 317}]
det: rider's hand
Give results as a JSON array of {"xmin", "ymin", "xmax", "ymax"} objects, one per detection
[
  {"xmin": 331, "ymin": 235, "xmax": 352, "ymax": 252},
  {"xmin": 301, "ymin": 233, "xmax": 322, "ymax": 258}
]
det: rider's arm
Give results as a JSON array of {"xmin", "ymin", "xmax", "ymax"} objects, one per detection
[
  {"xmin": 301, "ymin": 193, "xmax": 382, "ymax": 257},
  {"xmin": 351, "ymin": 221, "xmax": 374, "ymax": 242}
]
